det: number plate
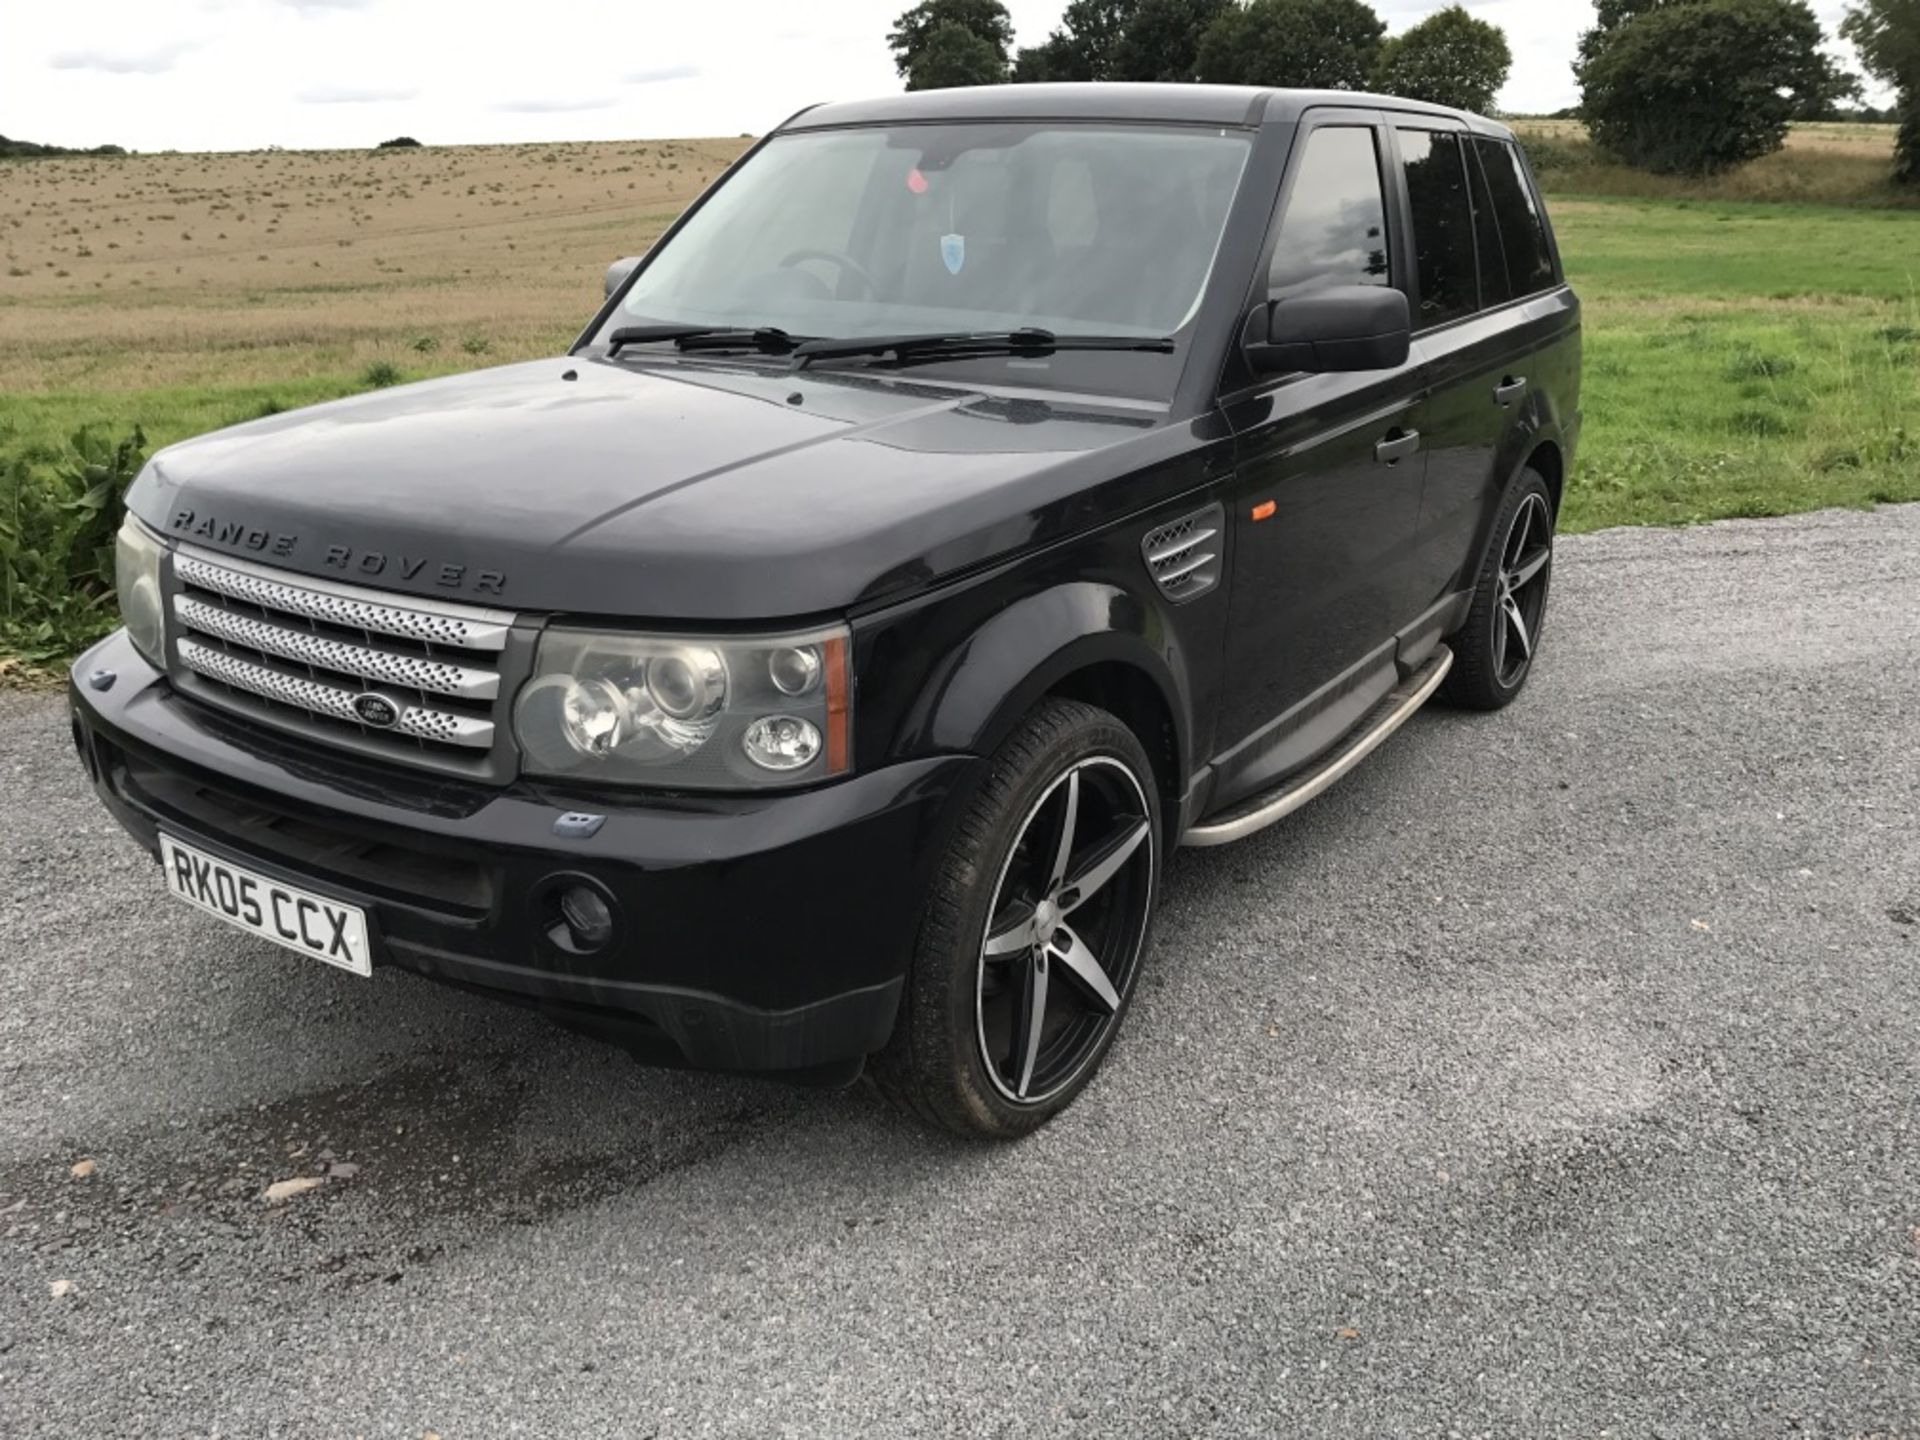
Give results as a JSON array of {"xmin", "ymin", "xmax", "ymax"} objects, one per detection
[{"xmin": 158, "ymin": 834, "xmax": 372, "ymax": 977}]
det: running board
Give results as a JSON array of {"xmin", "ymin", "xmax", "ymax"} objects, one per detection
[{"xmin": 1181, "ymin": 646, "xmax": 1453, "ymax": 848}]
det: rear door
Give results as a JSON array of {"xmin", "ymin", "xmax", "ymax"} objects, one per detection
[
  {"xmin": 1396, "ymin": 126, "xmax": 1564, "ymax": 617},
  {"xmin": 1214, "ymin": 111, "xmax": 1429, "ymax": 800}
]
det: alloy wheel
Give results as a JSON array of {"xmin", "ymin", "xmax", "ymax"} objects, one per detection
[
  {"xmin": 1493, "ymin": 491, "xmax": 1553, "ymax": 688},
  {"xmin": 975, "ymin": 756, "xmax": 1155, "ymax": 1105}
]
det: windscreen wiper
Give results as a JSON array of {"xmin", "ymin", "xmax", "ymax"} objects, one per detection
[
  {"xmin": 788, "ymin": 328, "xmax": 1177, "ymax": 371},
  {"xmin": 605, "ymin": 325, "xmax": 807, "ymax": 357}
]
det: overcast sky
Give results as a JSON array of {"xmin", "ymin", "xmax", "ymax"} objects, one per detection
[{"xmin": 1, "ymin": 0, "xmax": 1886, "ymax": 153}]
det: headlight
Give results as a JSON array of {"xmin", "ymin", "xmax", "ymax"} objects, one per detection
[
  {"xmin": 514, "ymin": 625, "xmax": 850, "ymax": 788},
  {"xmin": 114, "ymin": 515, "xmax": 167, "ymax": 669}
]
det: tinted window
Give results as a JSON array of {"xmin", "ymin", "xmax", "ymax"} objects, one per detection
[
  {"xmin": 1396, "ymin": 129, "xmax": 1478, "ymax": 328},
  {"xmin": 1468, "ymin": 141, "xmax": 1512, "ymax": 309},
  {"xmin": 1475, "ymin": 138, "xmax": 1557, "ymax": 296},
  {"xmin": 1267, "ymin": 127, "xmax": 1390, "ymax": 300}
]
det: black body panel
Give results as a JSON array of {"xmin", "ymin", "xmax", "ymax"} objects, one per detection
[
  {"xmin": 127, "ymin": 360, "xmax": 1177, "ymax": 623},
  {"xmin": 75, "ymin": 84, "xmax": 1583, "ymax": 1077},
  {"xmin": 71, "ymin": 632, "xmax": 957, "ymax": 1072}
]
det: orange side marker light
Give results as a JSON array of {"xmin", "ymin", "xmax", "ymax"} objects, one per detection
[
  {"xmin": 822, "ymin": 634, "xmax": 851, "ymax": 775},
  {"xmin": 1250, "ymin": 500, "xmax": 1277, "ymax": 522}
]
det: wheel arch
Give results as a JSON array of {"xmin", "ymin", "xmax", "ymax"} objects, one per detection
[
  {"xmin": 1526, "ymin": 438, "xmax": 1565, "ymax": 519},
  {"xmin": 899, "ymin": 580, "xmax": 1193, "ymax": 823},
  {"xmin": 1457, "ymin": 436, "xmax": 1564, "ymax": 601},
  {"xmin": 1043, "ymin": 660, "xmax": 1181, "ymax": 827}
]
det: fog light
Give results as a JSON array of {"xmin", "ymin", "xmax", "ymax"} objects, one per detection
[
  {"xmin": 558, "ymin": 885, "xmax": 614, "ymax": 950},
  {"xmin": 743, "ymin": 714, "xmax": 821, "ymax": 771},
  {"xmin": 540, "ymin": 880, "xmax": 616, "ymax": 955}
]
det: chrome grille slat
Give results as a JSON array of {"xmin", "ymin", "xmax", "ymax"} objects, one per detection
[
  {"xmin": 167, "ymin": 546, "xmax": 513, "ymax": 767},
  {"xmin": 173, "ymin": 596, "xmax": 500, "ymax": 701},
  {"xmin": 177, "ymin": 640, "xmax": 495, "ymax": 750},
  {"xmin": 174, "ymin": 554, "xmax": 510, "ymax": 652}
]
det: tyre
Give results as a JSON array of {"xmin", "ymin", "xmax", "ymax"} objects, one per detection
[
  {"xmin": 1441, "ymin": 467, "xmax": 1556, "ymax": 711},
  {"xmin": 871, "ymin": 699, "xmax": 1161, "ymax": 1139}
]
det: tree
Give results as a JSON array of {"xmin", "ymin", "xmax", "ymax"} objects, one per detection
[
  {"xmin": 1842, "ymin": 0, "xmax": 1920, "ymax": 183},
  {"xmin": 1196, "ymin": 0, "xmax": 1387, "ymax": 91},
  {"xmin": 1014, "ymin": 0, "xmax": 1137, "ymax": 82},
  {"xmin": 888, "ymin": 1, "xmax": 1014, "ymax": 85},
  {"xmin": 907, "ymin": 22, "xmax": 1010, "ymax": 89},
  {"xmin": 1013, "ymin": 37, "xmax": 1076, "ymax": 82},
  {"xmin": 1577, "ymin": 0, "xmax": 1858, "ymax": 175},
  {"xmin": 1110, "ymin": 0, "xmax": 1236, "ymax": 81},
  {"xmin": 376, "ymin": 136, "xmax": 422, "ymax": 149},
  {"xmin": 1373, "ymin": 5, "xmax": 1512, "ymax": 115}
]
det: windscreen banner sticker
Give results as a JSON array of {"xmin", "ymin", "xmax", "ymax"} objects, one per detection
[{"xmin": 941, "ymin": 233, "xmax": 965, "ymax": 275}]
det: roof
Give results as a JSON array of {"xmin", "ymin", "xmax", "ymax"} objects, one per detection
[{"xmin": 781, "ymin": 84, "xmax": 1515, "ymax": 138}]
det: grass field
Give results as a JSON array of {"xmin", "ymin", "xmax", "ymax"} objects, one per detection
[
  {"xmin": 3, "ymin": 127, "xmax": 1917, "ymax": 547},
  {"xmin": 0, "ymin": 138, "xmax": 747, "ymax": 440},
  {"xmin": 1553, "ymin": 198, "xmax": 1919, "ymax": 529},
  {"xmin": 1512, "ymin": 118, "xmax": 1916, "ymax": 209}
]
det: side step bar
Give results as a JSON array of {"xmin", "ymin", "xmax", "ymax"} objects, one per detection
[{"xmin": 1181, "ymin": 646, "xmax": 1454, "ymax": 848}]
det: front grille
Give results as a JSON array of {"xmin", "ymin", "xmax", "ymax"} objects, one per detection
[{"xmin": 167, "ymin": 546, "xmax": 519, "ymax": 774}]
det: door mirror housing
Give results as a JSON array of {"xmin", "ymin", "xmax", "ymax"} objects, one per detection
[
  {"xmin": 604, "ymin": 255, "xmax": 643, "ymax": 299},
  {"xmin": 1244, "ymin": 286, "xmax": 1411, "ymax": 376}
]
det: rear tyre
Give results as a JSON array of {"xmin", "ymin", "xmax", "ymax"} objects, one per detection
[
  {"xmin": 1441, "ymin": 468, "xmax": 1556, "ymax": 711},
  {"xmin": 870, "ymin": 699, "xmax": 1161, "ymax": 1139}
]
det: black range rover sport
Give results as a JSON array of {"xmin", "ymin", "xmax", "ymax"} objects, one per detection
[{"xmin": 71, "ymin": 84, "xmax": 1580, "ymax": 1137}]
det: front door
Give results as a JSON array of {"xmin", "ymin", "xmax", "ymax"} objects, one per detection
[{"xmin": 1214, "ymin": 116, "xmax": 1429, "ymax": 803}]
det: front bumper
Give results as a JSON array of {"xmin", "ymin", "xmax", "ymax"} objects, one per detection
[{"xmin": 69, "ymin": 630, "xmax": 972, "ymax": 1076}]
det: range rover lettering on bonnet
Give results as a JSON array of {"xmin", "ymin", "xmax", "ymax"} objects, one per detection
[{"xmin": 167, "ymin": 508, "xmax": 505, "ymax": 596}]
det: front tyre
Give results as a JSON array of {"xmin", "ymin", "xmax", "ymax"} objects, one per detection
[
  {"xmin": 872, "ymin": 699, "xmax": 1161, "ymax": 1139},
  {"xmin": 1442, "ymin": 467, "xmax": 1556, "ymax": 711}
]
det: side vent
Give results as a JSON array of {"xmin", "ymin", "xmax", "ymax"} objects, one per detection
[{"xmin": 1141, "ymin": 503, "xmax": 1224, "ymax": 603}]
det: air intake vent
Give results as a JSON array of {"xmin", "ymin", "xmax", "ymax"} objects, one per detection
[{"xmin": 1141, "ymin": 503, "xmax": 1224, "ymax": 603}]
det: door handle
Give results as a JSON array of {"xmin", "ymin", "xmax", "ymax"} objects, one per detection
[
  {"xmin": 1374, "ymin": 429, "xmax": 1421, "ymax": 465},
  {"xmin": 1494, "ymin": 376, "xmax": 1528, "ymax": 407}
]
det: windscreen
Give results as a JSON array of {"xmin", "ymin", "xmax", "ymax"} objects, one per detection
[{"xmin": 602, "ymin": 123, "xmax": 1253, "ymax": 347}]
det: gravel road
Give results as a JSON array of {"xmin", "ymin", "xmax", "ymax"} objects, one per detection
[{"xmin": 3, "ymin": 507, "xmax": 1917, "ymax": 1437}]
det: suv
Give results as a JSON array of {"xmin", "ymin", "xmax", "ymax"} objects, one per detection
[{"xmin": 71, "ymin": 85, "xmax": 1579, "ymax": 1138}]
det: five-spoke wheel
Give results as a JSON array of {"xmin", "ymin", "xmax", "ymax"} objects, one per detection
[
  {"xmin": 1493, "ymin": 490, "xmax": 1553, "ymax": 689},
  {"xmin": 977, "ymin": 757, "xmax": 1154, "ymax": 1104},
  {"xmin": 1443, "ymin": 467, "xmax": 1557, "ymax": 710},
  {"xmin": 871, "ymin": 699, "xmax": 1161, "ymax": 1138}
]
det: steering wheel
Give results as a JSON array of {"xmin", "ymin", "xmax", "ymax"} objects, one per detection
[{"xmin": 779, "ymin": 248, "xmax": 878, "ymax": 299}]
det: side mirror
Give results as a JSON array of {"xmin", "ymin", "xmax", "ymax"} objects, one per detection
[
  {"xmin": 604, "ymin": 255, "xmax": 643, "ymax": 299},
  {"xmin": 1244, "ymin": 285, "xmax": 1411, "ymax": 375}
]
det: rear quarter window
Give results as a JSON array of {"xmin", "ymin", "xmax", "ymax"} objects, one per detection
[{"xmin": 1474, "ymin": 138, "xmax": 1558, "ymax": 298}]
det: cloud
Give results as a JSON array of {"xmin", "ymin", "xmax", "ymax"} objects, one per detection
[
  {"xmin": 492, "ymin": 96, "xmax": 618, "ymax": 113},
  {"xmin": 50, "ymin": 41, "xmax": 195, "ymax": 75},
  {"xmin": 625, "ymin": 64, "xmax": 700, "ymax": 85},
  {"xmin": 297, "ymin": 84, "xmax": 420, "ymax": 104}
]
